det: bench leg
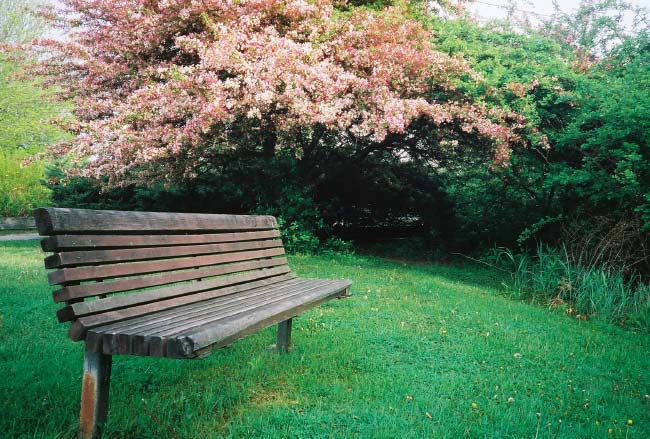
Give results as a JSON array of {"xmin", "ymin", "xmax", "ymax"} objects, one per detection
[
  {"xmin": 276, "ymin": 318, "xmax": 293, "ymax": 353},
  {"xmin": 79, "ymin": 349, "xmax": 112, "ymax": 439}
]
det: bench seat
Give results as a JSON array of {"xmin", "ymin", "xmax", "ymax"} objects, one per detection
[{"xmin": 85, "ymin": 277, "xmax": 351, "ymax": 358}]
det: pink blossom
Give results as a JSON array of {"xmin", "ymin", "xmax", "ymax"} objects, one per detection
[{"xmin": 31, "ymin": 0, "xmax": 523, "ymax": 185}]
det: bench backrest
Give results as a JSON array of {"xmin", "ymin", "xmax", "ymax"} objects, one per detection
[{"xmin": 35, "ymin": 208, "xmax": 292, "ymax": 341}]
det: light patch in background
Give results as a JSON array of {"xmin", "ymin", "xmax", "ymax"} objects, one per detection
[{"xmin": 466, "ymin": 0, "xmax": 650, "ymax": 27}]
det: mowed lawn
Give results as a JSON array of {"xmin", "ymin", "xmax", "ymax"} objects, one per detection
[{"xmin": 1, "ymin": 240, "xmax": 649, "ymax": 439}]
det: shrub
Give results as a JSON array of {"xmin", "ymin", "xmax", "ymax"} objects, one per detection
[
  {"xmin": 495, "ymin": 244, "xmax": 650, "ymax": 330},
  {"xmin": 46, "ymin": 153, "xmax": 350, "ymax": 254}
]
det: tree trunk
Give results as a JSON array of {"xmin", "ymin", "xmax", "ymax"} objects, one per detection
[{"xmin": 261, "ymin": 120, "xmax": 277, "ymax": 158}]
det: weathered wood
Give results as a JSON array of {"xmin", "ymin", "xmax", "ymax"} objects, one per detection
[
  {"xmin": 94, "ymin": 279, "xmax": 325, "ymax": 356},
  {"xmin": 173, "ymin": 279, "xmax": 351, "ymax": 358},
  {"xmin": 79, "ymin": 349, "xmax": 112, "ymax": 439},
  {"xmin": 119, "ymin": 280, "xmax": 330, "ymax": 357},
  {"xmin": 54, "ymin": 257, "xmax": 288, "ymax": 304},
  {"xmin": 142, "ymin": 280, "xmax": 331, "ymax": 340},
  {"xmin": 35, "ymin": 208, "xmax": 277, "ymax": 235},
  {"xmin": 94, "ymin": 278, "xmax": 307, "ymax": 339},
  {"xmin": 41, "ymin": 229, "xmax": 280, "ymax": 251},
  {"xmin": 69, "ymin": 273, "xmax": 298, "ymax": 341},
  {"xmin": 48, "ymin": 247, "xmax": 285, "ymax": 286},
  {"xmin": 57, "ymin": 265, "xmax": 292, "ymax": 322},
  {"xmin": 276, "ymin": 319, "xmax": 292, "ymax": 353},
  {"xmin": 337, "ymin": 287, "xmax": 352, "ymax": 298},
  {"xmin": 45, "ymin": 238, "xmax": 283, "ymax": 269},
  {"xmin": 0, "ymin": 217, "xmax": 35, "ymax": 230},
  {"xmin": 83, "ymin": 277, "xmax": 302, "ymax": 354},
  {"xmin": 90, "ymin": 277, "xmax": 290, "ymax": 355},
  {"xmin": 98, "ymin": 279, "xmax": 341, "ymax": 357}
]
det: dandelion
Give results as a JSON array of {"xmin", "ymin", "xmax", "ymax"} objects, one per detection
[
  {"xmin": 471, "ymin": 402, "xmax": 478, "ymax": 409},
  {"xmin": 608, "ymin": 428, "xmax": 613, "ymax": 434},
  {"xmin": 441, "ymin": 329, "xmax": 448, "ymax": 335},
  {"xmin": 627, "ymin": 419, "xmax": 633, "ymax": 426},
  {"xmin": 595, "ymin": 420, "xmax": 601, "ymax": 426}
]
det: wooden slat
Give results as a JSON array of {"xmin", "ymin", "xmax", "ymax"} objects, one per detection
[
  {"xmin": 45, "ymin": 238, "xmax": 283, "ymax": 268},
  {"xmin": 91, "ymin": 279, "xmax": 306, "ymax": 338},
  {"xmin": 144, "ymin": 281, "xmax": 330, "ymax": 341},
  {"xmin": 53, "ymin": 257, "xmax": 288, "ymax": 302},
  {"xmin": 35, "ymin": 208, "xmax": 277, "ymax": 235},
  {"xmin": 170, "ymin": 279, "xmax": 352, "ymax": 358},
  {"xmin": 98, "ymin": 279, "xmax": 319, "ymax": 355},
  {"xmin": 91, "ymin": 279, "xmax": 341, "ymax": 356},
  {"xmin": 149, "ymin": 281, "xmax": 328, "ymax": 335},
  {"xmin": 69, "ymin": 273, "xmax": 297, "ymax": 341},
  {"xmin": 113, "ymin": 280, "xmax": 324, "ymax": 342},
  {"xmin": 84, "ymin": 278, "xmax": 348, "ymax": 355},
  {"xmin": 84, "ymin": 276, "xmax": 303, "ymax": 353},
  {"xmin": 57, "ymin": 265, "xmax": 292, "ymax": 322},
  {"xmin": 48, "ymin": 247, "xmax": 285, "ymax": 285},
  {"xmin": 146, "ymin": 281, "xmax": 331, "ymax": 357},
  {"xmin": 41, "ymin": 230, "xmax": 280, "ymax": 251}
]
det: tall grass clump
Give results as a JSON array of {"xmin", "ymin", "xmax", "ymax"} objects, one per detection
[{"xmin": 493, "ymin": 244, "xmax": 650, "ymax": 330}]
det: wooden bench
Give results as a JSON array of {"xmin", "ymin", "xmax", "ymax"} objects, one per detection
[{"xmin": 35, "ymin": 207, "xmax": 352, "ymax": 439}]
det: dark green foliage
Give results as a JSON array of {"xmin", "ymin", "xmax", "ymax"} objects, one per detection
[
  {"xmin": 427, "ymin": 18, "xmax": 581, "ymax": 247},
  {"xmin": 47, "ymin": 151, "xmax": 344, "ymax": 253},
  {"xmin": 427, "ymin": 17, "xmax": 650, "ymax": 275},
  {"xmin": 48, "ymin": 134, "xmax": 456, "ymax": 253},
  {"xmin": 301, "ymin": 134, "xmax": 456, "ymax": 245},
  {"xmin": 552, "ymin": 34, "xmax": 650, "ymax": 226}
]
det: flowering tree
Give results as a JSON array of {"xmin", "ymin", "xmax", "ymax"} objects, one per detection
[{"xmin": 36, "ymin": 0, "xmax": 523, "ymax": 186}]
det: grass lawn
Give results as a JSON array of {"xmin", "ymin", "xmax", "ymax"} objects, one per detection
[{"xmin": 1, "ymin": 240, "xmax": 649, "ymax": 438}]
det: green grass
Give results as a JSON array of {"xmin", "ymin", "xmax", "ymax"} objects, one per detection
[{"xmin": 1, "ymin": 241, "xmax": 649, "ymax": 438}]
